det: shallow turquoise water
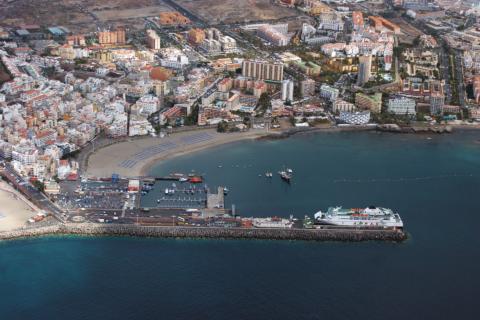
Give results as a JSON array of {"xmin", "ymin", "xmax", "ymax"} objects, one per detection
[{"xmin": 1, "ymin": 131, "xmax": 480, "ymax": 319}]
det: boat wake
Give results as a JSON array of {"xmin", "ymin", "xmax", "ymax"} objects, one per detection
[{"xmin": 333, "ymin": 173, "xmax": 476, "ymax": 183}]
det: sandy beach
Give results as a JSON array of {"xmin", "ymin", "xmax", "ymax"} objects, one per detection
[
  {"xmin": 0, "ymin": 181, "xmax": 39, "ymax": 231},
  {"xmin": 85, "ymin": 128, "xmax": 274, "ymax": 178},
  {"xmin": 84, "ymin": 123, "xmax": 480, "ymax": 178}
]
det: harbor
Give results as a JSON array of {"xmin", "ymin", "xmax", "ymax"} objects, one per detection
[{"xmin": 0, "ymin": 169, "xmax": 407, "ymax": 242}]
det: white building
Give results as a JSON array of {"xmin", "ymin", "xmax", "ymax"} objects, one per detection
[
  {"xmin": 388, "ymin": 97, "xmax": 416, "ymax": 116},
  {"xmin": 339, "ymin": 111, "xmax": 370, "ymax": 125},
  {"xmin": 146, "ymin": 29, "xmax": 161, "ymax": 50},
  {"xmin": 333, "ymin": 99, "xmax": 356, "ymax": 113},
  {"xmin": 160, "ymin": 55, "xmax": 189, "ymax": 69},
  {"xmin": 12, "ymin": 144, "xmax": 38, "ymax": 165},
  {"xmin": 320, "ymin": 84, "xmax": 339, "ymax": 101},
  {"xmin": 318, "ymin": 13, "xmax": 344, "ymax": 31},
  {"xmin": 281, "ymin": 80, "xmax": 294, "ymax": 102},
  {"xmin": 219, "ymin": 36, "xmax": 237, "ymax": 53},
  {"xmin": 136, "ymin": 94, "xmax": 160, "ymax": 116}
]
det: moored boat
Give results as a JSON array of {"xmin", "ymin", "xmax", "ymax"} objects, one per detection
[
  {"xmin": 252, "ymin": 217, "xmax": 293, "ymax": 228},
  {"xmin": 278, "ymin": 170, "xmax": 292, "ymax": 182},
  {"xmin": 189, "ymin": 176, "xmax": 203, "ymax": 183},
  {"xmin": 313, "ymin": 206, "xmax": 403, "ymax": 228}
]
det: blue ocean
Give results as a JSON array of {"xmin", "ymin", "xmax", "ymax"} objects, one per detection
[{"xmin": 1, "ymin": 131, "xmax": 480, "ymax": 319}]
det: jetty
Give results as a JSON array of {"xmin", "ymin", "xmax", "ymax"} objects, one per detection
[{"xmin": 0, "ymin": 223, "xmax": 407, "ymax": 242}]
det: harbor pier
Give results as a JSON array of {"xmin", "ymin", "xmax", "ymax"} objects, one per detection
[{"xmin": 0, "ymin": 223, "xmax": 407, "ymax": 242}]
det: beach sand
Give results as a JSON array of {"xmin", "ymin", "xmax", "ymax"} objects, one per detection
[
  {"xmin": 84, "ymin": 123, "xmax": 480, "ymax": 179},
  {"xmin": 85, "ymin": 128, "xmax": 274, "ymax": 178},
  {"xmin": 0, "ymin": 181, "xmax": 38, "ymax": 231}
]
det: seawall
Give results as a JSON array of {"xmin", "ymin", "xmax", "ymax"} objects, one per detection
[{"xmin": 0, "ymin": 223, "xmax": 407, "ymax": 242}]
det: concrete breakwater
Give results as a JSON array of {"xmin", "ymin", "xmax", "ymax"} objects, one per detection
[
  {"xmin": 377, "ymin": 124, "xmax": 453, "ymax": 134},
  {"xmin": 257, "ymin": 126, "xmax": 376, "ymax": 141},
  {"xmin": 0, "ymin": 223, "xmax": 407, "ymax": 242}
]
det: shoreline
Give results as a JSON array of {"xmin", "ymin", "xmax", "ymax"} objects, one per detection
[
  {"xmin": 0, "ymin": 223, "xmax": 407, "ymax": 242},
  {"xmin": 82, "ymin": 125, "xmax": 377, "ymax": 178},
  {"xmin": 138, "ymin": 129, "xmax": 272, "ymax": 176},
  {"xmin": 83, "ymin": 124, "xmax": 480, "ymax": 178},
  {"xmin": 85, "ymin": 128, "xmax": 274, "ymax": 178}
]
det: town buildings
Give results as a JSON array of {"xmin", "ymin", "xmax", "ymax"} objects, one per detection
[
  {"xmin": 98, "ymin": 27, "xmax": 126, "ymax": 45},
  {"xmin": 257, "ymin": 24, "xmax": 290, "ymax": 46},
  {"xmin": 242, "ymin": 60, "xmax": 284, "ymax": 82},
  {"xmin": 320, "ymin": 84, "xmax": 339, "ymax": 101},
  {"xmin": 281, "ymin": 80, "xmax": 294, "ymax": 102},
  {"xmin": 357, "ymin": 55, "xmax": 372, "ymax": 86},
  {"xmin": 388, "ymin": 97, "xmax": 416, "ymax": 116},
  {"xmin": 146, "ymin": 30, "xmax": 161, "ymax": 50},
  {"xmin": 333, "ymin": 99, "xmax": 356, "ymax": 113},
  {"xmin": 355, "ymin": 93, "xmax": 383, "ymax": 113},
  {"xmin": 339, "ymin": 111, "xmax": 371, "ymax": 125}
]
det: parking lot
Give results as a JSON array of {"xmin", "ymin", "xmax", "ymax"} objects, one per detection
[{"xmin": 53, "ymin": 180, "xmax": 131, "ymax": 212}]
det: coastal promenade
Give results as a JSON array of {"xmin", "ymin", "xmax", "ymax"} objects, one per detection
[{"xmin": 0, "ymin": 223, "xmax": 407, "ymax": 242}]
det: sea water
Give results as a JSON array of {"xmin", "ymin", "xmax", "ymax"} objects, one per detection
[{"xmin": 1, "ymin": 131, "xmax": 480, "ymax": 319}]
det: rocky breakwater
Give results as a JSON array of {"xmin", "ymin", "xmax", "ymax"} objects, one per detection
[
  {"xmin": 0, "ymin": 224, "xmax": 62, "ymax": 240},
  {"xmin": 377, "ymin": 124, "xmax": 453, "ymax": 134},
  {"xmin": 0, "ymin": 223, "xmax": 407, "ymax": 242}
]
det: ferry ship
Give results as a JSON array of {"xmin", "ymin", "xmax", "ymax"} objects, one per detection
[{"xmin": 314, "ymin": 206, "xmax": 403, "ymax": 228}]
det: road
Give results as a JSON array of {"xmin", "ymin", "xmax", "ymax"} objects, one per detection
[
  {"xmin": 0, "ymin": 162, "xmax": 65, "ymax": 222},
  {"xmin": 453, "ymin": 49, "xmax": 466, "ymax": 108}
]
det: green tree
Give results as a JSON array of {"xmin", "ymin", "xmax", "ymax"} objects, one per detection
[
  {"xmin": 217, "ymin": 121, "xmax": 228, "ymax": 133},
  {"xmin": 32, "ymin": 180, "xmax": 45, "ymax": 192},
  {"xmin": 184, "ymin": 105, "xmax": 199, "ymax": 126},
  {"xmin": 256, "ymin": 92, "xmax": 272, "ymax": 114}
]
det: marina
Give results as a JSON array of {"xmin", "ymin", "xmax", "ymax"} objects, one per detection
[{"xmin": 1, "ymin": 167, "xmax": 406, "ymax": 242}]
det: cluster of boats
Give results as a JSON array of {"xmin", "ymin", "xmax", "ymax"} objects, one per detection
[
  {"xmin": 263, "ymin": 168, "xmax": 293, "ymax": 183},
  {"xmin": 164, "ymin": 183, "xmax": 208, "ymax": 196},
  {"xmin": 141, "ymin": 182, "xmax": 155, "ymax": 195},
  {"xmin": 171, "ymin": 173, "xmax": 203, "ymax": 184}
]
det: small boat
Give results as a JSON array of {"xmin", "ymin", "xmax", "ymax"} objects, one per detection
[
  {"xmin": 223, "ymin": 187, "xmax": 229, "ymax": 195},
  {"xmin": 265, "ymin": 172, "xmax": 273, "ymax": 178},
  {"xmin": 172, "ymin": 173, "xmax": 184, "ymax": 177},
  {"xmin": 157, "ymin": 199, "xmax": 161, "ymax": 203},
  {"xmin": 279, "ymin": 171, "xmax": 292, "ymax": 183},
  {"xmin": 189, "ymin": 176, "xmax": 203, "ymax": 183},
  {"xmin": 165, "ymin": 188, "xmax": 169, "ymax": 195},
  {"xmin": 179, "ymin": 177, "xmax": 188, "ymax": 182},
  {"xmin": 287, "ymin": 168, "xmax": 293, "ymax": 174}
]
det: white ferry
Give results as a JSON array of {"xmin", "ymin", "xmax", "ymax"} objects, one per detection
[
  {"xmin": 253, "ymin": 217, "xmax": 293, "ymax": 229},
  {"xmin": 314, "ymin": 206, "xmax": 403, "ymax": 228}
]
